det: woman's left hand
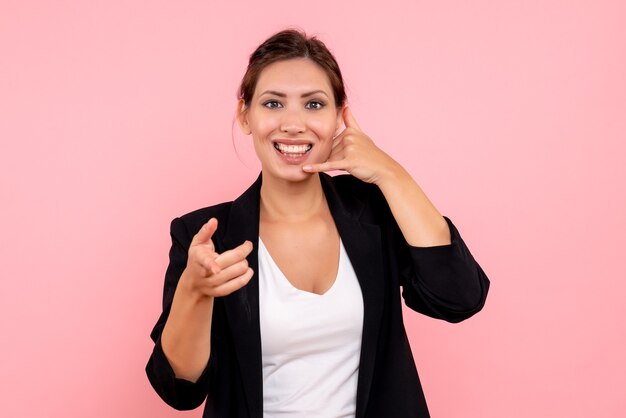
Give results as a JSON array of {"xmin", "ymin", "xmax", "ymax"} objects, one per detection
[{"xmin": 303, "ymin": 106, "xmax": 400, "ymax": 184}]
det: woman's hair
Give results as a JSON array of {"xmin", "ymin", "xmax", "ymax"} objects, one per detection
[{"xmin": 238, "ymin": 29, "xmax": 347, "ymax": 108}]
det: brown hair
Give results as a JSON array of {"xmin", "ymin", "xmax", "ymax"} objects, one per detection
[{"xmin": 238, "ymin": 29, "xmax": 347, "ymax": 108}]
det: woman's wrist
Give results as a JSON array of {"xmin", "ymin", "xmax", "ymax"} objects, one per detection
[
  {"xmin": 373, "ymin": 161, "xmax": 412, "ymax": 190},
  {"xmin": 178, "ymin": 269, "xmax": 215, "ymax": 305}
]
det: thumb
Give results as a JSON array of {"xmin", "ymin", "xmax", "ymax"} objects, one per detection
[
  {"xmin": 343, "ymin": 106, "xmax": 361, "ymax": 131},
  {"xmin": 192, "ymin": 218, "xmax": 218, "ymax": 246}
]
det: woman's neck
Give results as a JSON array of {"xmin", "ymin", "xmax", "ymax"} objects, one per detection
[{"xmin": 260, "ymin": 172, "xmax": 326, "ymax": 222}]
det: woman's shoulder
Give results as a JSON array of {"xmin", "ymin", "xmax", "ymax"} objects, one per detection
[
  {"xmin": 180, "ymin": 201, "xmax": 233, "ymax": 221},
  {"xmin": 172, "ymin": 201, "xmax": 234, "ymax": 238}
]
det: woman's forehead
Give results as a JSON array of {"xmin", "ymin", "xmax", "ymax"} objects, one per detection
[{"xmin": 255, "ymin": 58, "xmax": 333, "ymax": 95}]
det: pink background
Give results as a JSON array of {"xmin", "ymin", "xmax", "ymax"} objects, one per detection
[{"xmin": 1, "ymin": 1, "xmax": 625, "ymax": 417}]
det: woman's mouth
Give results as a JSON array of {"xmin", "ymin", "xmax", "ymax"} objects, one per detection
[{"xmin": 273, "ymin": 142, "xmax": 313, "ymax": 157}]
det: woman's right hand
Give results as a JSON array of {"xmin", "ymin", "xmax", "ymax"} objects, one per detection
[
  {"xmin": 161, "ymin": 217, "xmax": 252, "ymax": 382},
  {"xmin": 181, "ymin": 218, "xmax": 254, "ymax": 298}
]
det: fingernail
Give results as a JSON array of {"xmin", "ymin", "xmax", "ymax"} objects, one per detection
[{"xmin": 303, "ymin": 165, "xmax": 312, "ymax": 171}]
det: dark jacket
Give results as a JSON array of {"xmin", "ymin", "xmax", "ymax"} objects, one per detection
[{"xmin": 146, "ymin": 173, "xmax": 490, "ymax": 417}]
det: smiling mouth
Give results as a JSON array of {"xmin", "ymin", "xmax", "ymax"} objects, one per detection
[{"xmin": 273, "ymin": 143, "xmax": 313, "ymax": 157}]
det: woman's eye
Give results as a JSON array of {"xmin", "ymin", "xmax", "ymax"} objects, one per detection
[
  {"xmin": 263, "ymin": 100, "xmax": 282, "ymax": 109},
  {"xmin": 305, "ymin": 100, "xmax": 325, "ymax": 110}
]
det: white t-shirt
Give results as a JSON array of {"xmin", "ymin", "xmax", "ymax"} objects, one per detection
[{"xmin": 258, "ymin": 238, "xmax": 364, "ymax": 418}]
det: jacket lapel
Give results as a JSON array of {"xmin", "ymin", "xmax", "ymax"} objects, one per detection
[
  {"xmin": 220, "ymin": 173, "xmax": 384, "ymax": 418},
  {"xmin": 221, "ymin": 174, "xmax": 263, "ymax": 418},
  {"xmin": 320, "ymin": 175, "xmax": 384, "ymax": 418}
]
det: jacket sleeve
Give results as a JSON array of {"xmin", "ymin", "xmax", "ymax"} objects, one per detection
[
  {"xmin": 398, "ymin": 216, "xmax": 490, "ymax": 323},
  {"xmin": 145, "ymin": 217, "xmax": 214, "ymax": 410}
]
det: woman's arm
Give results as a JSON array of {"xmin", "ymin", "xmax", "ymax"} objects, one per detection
[
  {"xmin": 305, "ymin": 107, "xmax": 489, "ymax": 321},
  {"xmin": 373, "ymin": 165, "xmax": 451, "ymax": 247},
  {"xmin": 160, "ymin": 273, "xmax": 215, "ymax": 383},
  {"xmin": 304, "ymin": 106, "xmax": 450, "ymax": 247},
  {"xmin": 146, "ymin": 217, "xmax": 253, "ymax": 409}
]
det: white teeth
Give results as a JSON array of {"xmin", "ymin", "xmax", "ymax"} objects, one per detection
[{"xmin": 275, "ymin": 143, "xmax": 312, "ymax": 154}]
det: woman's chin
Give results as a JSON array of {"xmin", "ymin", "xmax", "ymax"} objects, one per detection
[{"xmin": 263, "ymin": 164, "xmax": 317, "ymax": 183}]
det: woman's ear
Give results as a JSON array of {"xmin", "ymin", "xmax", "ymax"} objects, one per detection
[{"xmin": 236, "ymin": 99, "xmax": 251, "ymax": 135}]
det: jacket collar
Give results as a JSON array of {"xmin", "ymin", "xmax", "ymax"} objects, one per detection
[{"xmin": 221, "ymin": 173, "xmax": 384, "ymax": 418}]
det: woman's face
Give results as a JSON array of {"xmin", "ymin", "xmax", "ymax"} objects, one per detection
[{"xmin": 238, "ymin": 58, "xmax": 343, "ymax": 183}]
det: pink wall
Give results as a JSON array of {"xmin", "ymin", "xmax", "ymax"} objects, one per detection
[{"xmin": 1, "ymin": 1, "xmax": 625, "ymax": 417}]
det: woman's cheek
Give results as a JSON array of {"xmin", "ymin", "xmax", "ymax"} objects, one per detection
[
  {"xmin": 310, "ymin": 119, "xmax": 336, "ymax": 142},
  {"xmin": 256, "ymin": 118, "xmax": 276, "ymax": 135},
  {"xmin": 249, "ymin": 111, "xmax": 277, "ymax": 136},
  {"xmin": 315, "ymin": 140, "xmax": 334, "ymax": 163}
]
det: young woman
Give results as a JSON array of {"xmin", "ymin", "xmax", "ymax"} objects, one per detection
[{"xmin": 146, "ymin": 29, "xmax": 490, "ymax": 418}]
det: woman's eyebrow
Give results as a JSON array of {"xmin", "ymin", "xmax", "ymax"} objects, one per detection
[
  {"xmin": 301, "ymin": 90, "xmax": 329, "ymax": 98},
  {"xmin": 259, "ymin": 90, "xmax": 329, "ymax": 98}
]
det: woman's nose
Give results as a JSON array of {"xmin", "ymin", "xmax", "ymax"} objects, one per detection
[{"xmin": 279, "ymin": 109, "xmax": 306, "ymax": 134}]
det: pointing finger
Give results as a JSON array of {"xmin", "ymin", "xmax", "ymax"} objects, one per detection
[{"xmin": 192, "ymin": 218, "xmax": 218, "ymax": 246}]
